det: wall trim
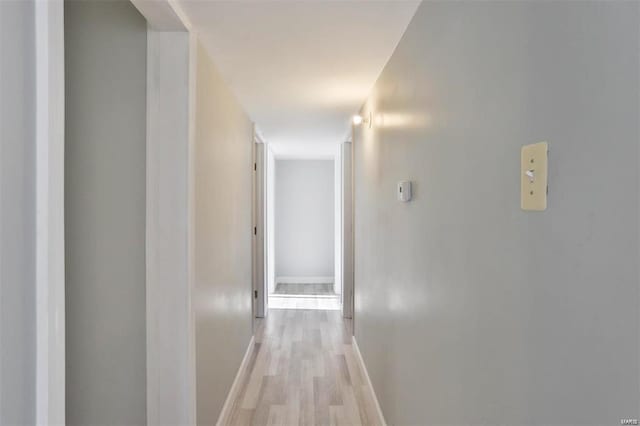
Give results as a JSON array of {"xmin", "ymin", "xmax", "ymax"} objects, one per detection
[
  {"xmin": 352, "ymin": 336, "xmax": 387, "ymax": 426},
  {"xmin": 35, "ymin": 0, "xmax": 65, "ymax": 423},
  {"xmin": 334, "ymin": 144, "xmax": 343, "ymax": 298},
  {"xmin": 276, "ymin": 276, "xmax": 334, "ymax": 284},
  {"xmin": 186, "ymin": 31, "xmax": 198, "ymax": 426},
  {"xmin": 216, "ymin": 336, "xmax": 255, "ymax": 426},
  {"xmin": 145, "ymin": 30, "xmax": 191, "ymax": 426}
]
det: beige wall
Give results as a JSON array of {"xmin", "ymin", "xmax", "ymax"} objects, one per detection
[
  {"xmin": 354, "ymin": 1, "xmax": 639, "ymax": 425},
  {"xmin": 193, "ymin": 40, "xmax": 254, "ymax": 425}
]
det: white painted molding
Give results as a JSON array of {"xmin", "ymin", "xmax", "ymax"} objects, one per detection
[
  {"xmin": 35, "ymin": 0, "xmax": 65, "ymax": 423},
  {"xmin": 276, "ymin": 276, "xmax": 335, "ymax": 284},
  {"xmin": 130, "ymin": 0, "xmax": 185, "ymax": 31},
  {"xmin": 216, "ymin": 336, "xmax": 256, "ymax": 426},
  {"xmin": 146, "ymin": 30, "xmax": 191, "ymax": 426},
  {"xmin": 129, "ymin": 2, "xmax": 196, "ymax": 424},
  {"xmin": 341, "ymin": 141, "xmax": 354, "ymax": 319},
  {"xmin": 186, "ymin": 31, "xmax": 199, "ymax": 426},
  {"xmin": 265, "ymin": 145, "xmax": 276, "ymax": 296},
  {"xmin": 252, "ymin": 138, "xmax": 267, "ymax": 318},
  {"xmin": 352, "ymin": 336, "xmax": 387, "ymax": 426},
  {"xmin": 130, "ymin": 0, "xmax": 193, "ymax": 31},
  {"xmin": 334, "ymin": 144, "xmax": 343, "ymax": 297}
]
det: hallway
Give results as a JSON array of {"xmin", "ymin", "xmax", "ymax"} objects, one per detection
[
  {"xmin": 4, "ymin": 1, "xmax": 640, "ymax": 425},
  {"xmin": 225, "ymin": 310, "xmax": 380, "ymax": 425}
]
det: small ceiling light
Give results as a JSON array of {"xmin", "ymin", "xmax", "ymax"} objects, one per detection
[{"xmin": 352, "ymin": 112, "xmax": 372, "ymax": 128}]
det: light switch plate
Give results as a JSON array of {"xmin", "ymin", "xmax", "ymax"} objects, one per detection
[{"xmin": 521, "ymin": 142, "xmax": 548, "ymax": 211}]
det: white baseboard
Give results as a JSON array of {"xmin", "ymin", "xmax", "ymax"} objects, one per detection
[
  {"xmin": 276, "ymin": 276, "xmax": 334, "ymax": 284},
  {"xmin": 216, "ymin": 336, "xmax": 255, "ymax": 426},
  {"xmin": 352, "ymin": 336, "xmax": 387, "ymax": 426}
]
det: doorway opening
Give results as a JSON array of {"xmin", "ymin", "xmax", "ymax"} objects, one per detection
[
  {"xmin": 269, "ymin": 157, "xmax": 340, "ymax": 310},
  {"xmin": 254, "ymin": 141, "xmax": 352, "ymax": 315}
]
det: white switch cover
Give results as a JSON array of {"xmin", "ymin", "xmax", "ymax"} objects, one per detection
[
  {"xmin": 398, "ymin": 181, "xmax": 412, "ymax": 202},
  {"xmin": 521, "ymin": 141, "xmax": 548, "ymax": 211}
]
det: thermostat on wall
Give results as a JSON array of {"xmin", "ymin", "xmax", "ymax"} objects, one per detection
[{"xmin": 397, "ymin": 181, "xmax": 412, "ymax": 202}]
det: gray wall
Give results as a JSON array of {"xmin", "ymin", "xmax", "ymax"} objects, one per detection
[
  {"xmin": 194, "ymin": 40, "xmax": 253, "ymax": 425},
  {"xmin": 275, "ymin": 159, "xmax": 335, "ymax": 279},
  {"xmin": 0, "ymin": 1, "xmax": 36, "ymax": 424},
  {"xmin": 65, "ymin": 1, "xmax": 147, "ymax": 424},
  {"xmin": 353, "ymin": 2, "xmax": 639, "ymax": 425}
]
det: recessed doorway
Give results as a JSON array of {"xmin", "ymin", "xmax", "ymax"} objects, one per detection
[{"xmin": 269, "ymin": 158, "xmax": 340, "ymax": 310}]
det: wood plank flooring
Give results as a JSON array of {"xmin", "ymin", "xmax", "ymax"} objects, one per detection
[
  {"xmin": 268, "ymin": 296, "xmax": 341, "ymax": 311},
  {"xmin": 225, "ymin": 309, "xmax": 381, "ymax": 426},
  {"xmin": 274, "ymin": 283, "xmax": 335, "ymax": 295}
]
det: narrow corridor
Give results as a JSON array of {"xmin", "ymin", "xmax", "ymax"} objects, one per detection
[
  {"xmin": 226, "ymin": 310, "xmax": 381, "ymax": 425},
  {"xmin": 6, "ymin": 1, "xmax": 639, "ymax": 425}
]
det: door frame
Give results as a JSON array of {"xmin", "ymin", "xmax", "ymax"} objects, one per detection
[
  {"xmin": 35, "ymin": 0, "xmax": 65, "ymax": 422},
  {"xmin": 341, "ymin": 141, "xmax": 354, "ymax": 319},
  {"xmin": 252, "ymin": 133, "xmax": 268, "ymax": 318}
]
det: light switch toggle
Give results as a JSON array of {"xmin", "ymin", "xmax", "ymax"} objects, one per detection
[{"xmin": 525, "ymin": 169, "xmax": 535, "ymax": 183}]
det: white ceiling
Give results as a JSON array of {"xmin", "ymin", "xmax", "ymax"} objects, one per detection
[{"xmin": 178, "ymin": 0, "xmax": 420, "ymax": 157}]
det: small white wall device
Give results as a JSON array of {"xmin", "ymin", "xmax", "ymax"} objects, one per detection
[{"xmin": 397, "ymin": 181, "xmax": 412, "ymax": 202}]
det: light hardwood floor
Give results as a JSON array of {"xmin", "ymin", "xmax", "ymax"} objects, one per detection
[
  {"xmin": 225, "ymin": 309, "xmax": 382, "ymax": 426},
  {"xmin": 274, "ymin": 283, "xmax": 334, "ymax": 295},
  {"xmin": 268, "ymin": 296, "xmax": 341, "ymax": 311}
]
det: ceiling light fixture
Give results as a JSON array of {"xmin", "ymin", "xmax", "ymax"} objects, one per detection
[{"xmin": 352, "ymin": 112, "xmax": 372, "ymax": 128}]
